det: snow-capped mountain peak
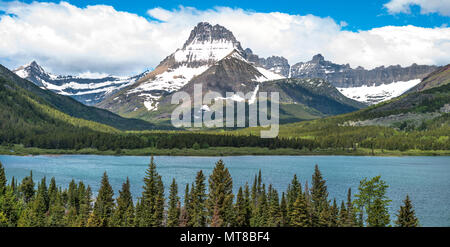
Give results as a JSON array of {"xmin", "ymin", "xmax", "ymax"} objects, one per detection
[
  {"xmin": 12, "ymin": 61, "xmax": 146, "ymax": 105},
  {"xmin": 174, "ymin": 22, "xmax": 244, "ymax": 65}
]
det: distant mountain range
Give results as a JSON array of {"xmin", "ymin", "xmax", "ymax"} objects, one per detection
[
  {"xmin": 13, "ymin": 61, "xmax": 149, "ymax": 105},
  {"xmin": 0, "ymin": 64, "xmax": 156, "ymax": 131},
  {"xmin": 97, "ymin": 23, "xmax": 365, "ymax": 124},
  {"xmin": 9, "ymin": 22, "xmax": 443, "ymax": 127}
]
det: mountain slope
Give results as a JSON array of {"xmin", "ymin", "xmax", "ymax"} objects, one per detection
[
  {"xmin": 0, "ymin": 64, "xmax": 156, "ymax": 131},
  {"xmin": 13, "ymin": 61, "xmax": 148, "ymax": 105},
  {"xmin": 407, "ymin": 64, "xmax": 450, "ymax": 93}
]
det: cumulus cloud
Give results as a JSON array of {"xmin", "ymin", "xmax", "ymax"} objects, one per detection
[
  {"xmin": 384, "ymin": 0, "xmax": 450, "ymax": 16},
  {"xmin": 0, "ymin": 2, "xmax": 449, "ymax": 76}
]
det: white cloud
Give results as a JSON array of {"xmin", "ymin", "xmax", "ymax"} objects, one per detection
[
  {"xmin": 0, "ymin": 2, "xmax": 449, "ymax": 76},
  {"xmin": 384, "ymin": 0, "xmax": 450, "ymax": 16}
]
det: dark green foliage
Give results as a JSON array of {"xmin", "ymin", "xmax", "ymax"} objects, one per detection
[
  {"xmin": 90, "ymin": 172, "xmax": 114, "ymax": 227},
  {"xmin": 167, "ymin": 178, "xmax": 180, "ymax": 227},
  {"xmin": 139, "ymin": 156, "xmax": 164, "ymax": 227},
  {"xmin": 395, "ymin": 195, "xmax": 419, "ymax": 227},
  {"xmin": 207, "ymin": 160, "xmax": 234, "ymax": 226},
  {"xmin": 0, "ymin": 159, "xmax": 417, "ymax": 228},
  {"xmin": 113, "ymin": 177, "xmax": 134, "ymax": 227},
  {"xmin": 311, "ymin": 165, "xmax": 329, "ymax": 226},
  {"xmin": 354, "ymin": 176, "xmax": 391, "ymax": 227},
  {"xmin": 191, "ymin": 171, "xmax": 207, "ymax": 227}
]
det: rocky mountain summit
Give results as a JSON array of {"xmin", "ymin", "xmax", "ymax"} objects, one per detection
[{"xmin": 290, "ymin": 54, "xmax": 436, "ymax": 88}]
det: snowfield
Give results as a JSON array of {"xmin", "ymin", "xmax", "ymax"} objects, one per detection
[{"xmin": 337, "ymin": 79, "xmax": 421, "ymax": 104}]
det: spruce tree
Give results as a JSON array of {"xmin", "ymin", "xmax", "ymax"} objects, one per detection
[
  {"xmin": 20, "ymin": 171, "xmax": 35, "ymax": 204},
  {"xmin": 167, "ymin": 178, "xmax": 180, "ymax": 227},
  {"xmin": 191, "ymin": 170, "xmax": 207, "ymax": 227},
  {"xmin": 344, "ymin": 188, "xmax": 357, "ymax": 227},
  {"xmin": 289, "ymin": 193, "xmax": 309, "ymax": 227},
  {"xmin": 311, "ymin": 165, "xmax": 329, "ymax": 226},
  {"xmin": 92, "ymin": 172, "xmax": 114, "ymax": 227},
  {"xmin": 280, "ymin": 192, "xmax": 288, "ymax": 227},
  {"xmin": 207, "ymin": 160, "xmax": 233, "ymax": 226},
  {"xmin": 367, "ymin": 198, "xmax": 390, "ymax": 227},
  {"xmin": 179, "ymin": 184, "xmax": 191, "ymax": 227},
  {"xmin": 338, "ymin": 201, "xmax": 347, "ymax": 227},
  {"xmin": 140, "ymin": 156, "xmax": 164, "ymax": 227},
  {"xmin": 395, "ymin": 195, "xmax": 419, "ymax": 227},
  {"xmin": 329, "ymin": 199, "xmax": 339, "ymax": 227},
  {"xmin": 0, "ymin": 162, "xmax": 6, "ymax": 196},
  {"xmin": 267, "ymin": 186, "xmax": 281, "ymax": 227},
  {"xmin": 113, "ymin": 177, "xmax": 134, "ymax": 227},
  {"xmin": 234, "ymin": 187, "xmax": 247, "ymax": 227}
]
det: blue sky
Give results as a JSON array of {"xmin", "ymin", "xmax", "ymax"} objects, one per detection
[
  {"xmin": 0, "ymin": 0, "xmax": 449, "ymax": 75},
  {"xmin": 3, "ymin": 0, "xmax": 448, "ymax": 30}
]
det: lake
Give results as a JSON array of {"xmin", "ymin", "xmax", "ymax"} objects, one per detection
[{"xmin": 0, "ymin": 155, "xmax": 449, "ymax": 226}]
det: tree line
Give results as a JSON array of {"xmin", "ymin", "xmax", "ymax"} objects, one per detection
[{"xmin": 0, "ymin": 159, "xmax": 419, "ymax": 227}]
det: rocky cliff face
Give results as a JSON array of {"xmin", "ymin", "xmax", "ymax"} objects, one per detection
[
  {"xmin": 290, "ymin": 54, "xmax": 437, "ymax": 88},
  {"xmin": 243, "ymin": 48, "xmax": 290, "ymax": 77}
]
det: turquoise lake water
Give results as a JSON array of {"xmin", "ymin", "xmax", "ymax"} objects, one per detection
[{"xmin": 0, "ymin": 155, "xmax": 449, "ymax": 226}]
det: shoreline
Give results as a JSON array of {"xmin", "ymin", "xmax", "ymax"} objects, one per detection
[{"xmin": 1, "ymin": 145, "xmax": 449, "ymax": 157}]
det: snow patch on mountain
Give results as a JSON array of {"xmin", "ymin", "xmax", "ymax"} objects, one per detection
[
  {"xmin": 175, "ymin": 39, "xmax": 236, "ymax": 63},
  {"xmin": 337, "ymin": 79, "xmax": 421, "ymax": 105},
  {"xmin": 255, "ymin": 67, "xmax": 285, "ymax": 82},
  {"xmin": 129, "ymin": 65, "xmax": 210, "ymax": 95}
]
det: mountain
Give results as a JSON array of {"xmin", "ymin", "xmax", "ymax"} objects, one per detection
[
  {"xmin": 407, "ymin": 64, "xmax": 450, "ymax": 93},
  {"xmin": 148, "ymin": 50, "xmax": 365, "ymax": 125},
  {"xmin": 290, "ymin": 54, "xmax": 437, "ymax": 104},
  {"xmin": 13, "ymin": 61, "xmax": 148, "ymax": 105},
  {"xmin": 0, "ymin": 64, "xmax": 156, "ymax": 131},
  {"xmin": 97, "ymin": 22, "xmax": 285, "ymax": 118}
]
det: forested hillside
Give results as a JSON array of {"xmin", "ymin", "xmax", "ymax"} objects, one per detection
[{"xmin": 0, "ymin": 65, "xmax": 155, "ymax": 131}]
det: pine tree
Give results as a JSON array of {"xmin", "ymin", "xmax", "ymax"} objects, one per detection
[
  {"xmin": 367, "ymin": 198, "xmax": 390, "ymax": 227},
  {"xmin": 289, "ymin": 193, "xmax": 309, "ymax": 227},
  {"xmin": 344, "ymin": 188, "xmax": 357, "ymax": 227},
  {"xmin": 78, "ymin": 185, "xmax": 92, "ymax": 227},
  {"xmin": 251, "ymin": 184, "xmax": 268, "ymax": 227},
  {"xmin": 0, "ymin": 162, "xmax": 6, "ymax": 196},
  {"xmin": 91, "ymin": 172, "xmax": 114, "ymax": 227},
  {"xmin": 338, "ymin": 201, "xmax": 347, "ymax": 227},
  {"xmin": 113, "ymin": 177, "xmax": 134, "ymax": 227},
  {"xmin": 234, "ymin": 187, "xmax": 247, "ymax": 227},
  {"xmin": 37, "ymin": 177, "xmax": 49, "ymax": 212},
  {"xmin": 329, "ymin": 199, "xmax": 339, "ymax": 227},
  {"xmin": 268, "ymin": 186, "xmax": 281, "ymax": 227},
  {"xmin": 395, "ymin": 195, "xmax": 419, "ymax": 227},
  {"xmin": 140, "ymin": 156, "xmax": 164, "ymax": 227},
  {"xmin": 20, "ymin": 171, "xmax": 35, "ymax": 204},
  {"xmin": 280, "ymin": 192, "xmax": 288, "ymax": 227},
  {"xmin": 207, "ymin": 160, "xmax": 233, "ymax": 227},
  {"xmin": 179, "ymin": 184, "xmax": 191, "ymax": 227},
  {"xmin": 311, "ymin": 165, "xmax": 329, "ymax": 226},
  {"xmin": 191, "ymin": 170, "xmax": 207, "ymax": 227},
  {"xmin": 167, "ymin": 178, "xmax": 180, "ymax": 227},
  {"xmin": 286, "ymin": 174, "xmax": 301, "ymax": 225}
]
